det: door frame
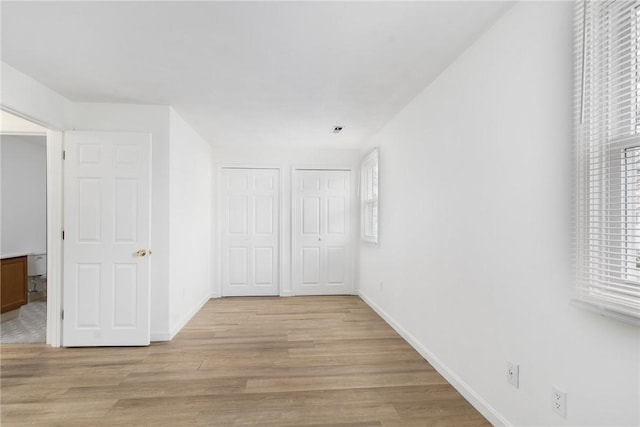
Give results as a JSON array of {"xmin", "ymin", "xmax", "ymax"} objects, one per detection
[
  {"xmin": 0, "ymin": 106, "xmax": 64, "ymax": 347},
  {"xmin": 215, "ymin": 164, "xmax": 284, "ymax": 297},
  {"xmin": 290, "ymin": 166, "xmax": 357, "ymax": 296}
]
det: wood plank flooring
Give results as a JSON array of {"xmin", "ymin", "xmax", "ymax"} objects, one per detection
[{"xmin": 1, "ymin": 296, "xmax": 490, "ymax": 426}]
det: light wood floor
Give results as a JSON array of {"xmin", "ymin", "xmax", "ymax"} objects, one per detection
[{"xmin": 1, "ymin": 296, "xmax": 490, "ymax": 426}]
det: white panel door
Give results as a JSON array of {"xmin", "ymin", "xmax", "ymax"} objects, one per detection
[
  {"xmin": 221, "ymin": 168, "xmax": 279, "ymax": 296},
  {"xmin": 293, "ymin": 170, "xmax": 352, "ymax": 295},
  {"xmin": 63, "ymin": 131, "xmax": 151, "ymax": 347}
]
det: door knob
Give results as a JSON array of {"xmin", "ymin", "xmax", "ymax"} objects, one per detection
[{"xmin": 136, "ymin": 249, "xmax": 147, "ymax": 257}]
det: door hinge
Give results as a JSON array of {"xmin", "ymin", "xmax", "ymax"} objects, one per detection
[
  {"xmin": 62, "ymin": 150, "xmax": 66, "ymax": 160},
  {"xmin": 61, "ymin": 310, "xmax": 64, "ymax": 320},
  {"xmin": 62, "ymin": 230, "xmax": 65, "ymax": 240}
]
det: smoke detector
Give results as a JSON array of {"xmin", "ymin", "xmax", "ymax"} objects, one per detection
[{"xmin": 332, "ymin": 125, "xmax": 343, "ymax": 134}]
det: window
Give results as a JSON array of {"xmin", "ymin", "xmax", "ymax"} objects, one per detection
[
  {"xmin": 361, "ymin": 148, "xmax": 379, "ymax": 244},
  {"xmin": 575, "ymin": 0, "xmax": 640, "ymax": 323}
]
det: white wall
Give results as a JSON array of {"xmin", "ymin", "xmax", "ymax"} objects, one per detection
[
  {"xmin": 358, "ymin": 2, "xmax": 640, "ymax": 427},
  {"xmin": 71, "ymin": 103, "xmax": 172, "ymax": 340},
  {"xmin": 0, "ymin": 135, "xmax": 47, "ymax": 255},
  {"xmin": 1, "ymin": 62, "xmax": 68, "ymax": 346},
  {"xmin": 0, "ymin": 64, "xmax": 214, "ymax": 341},
  {"xmin": 168, "ymin": 108, "xmax": 212, "ymax": 336},
  {"xmin": 212, "ymin": 146, "xmax": 361, "ymax": 297},
  {"xmin": 1, "ymin": 62, "xmax": 73, "ymax": 129}
]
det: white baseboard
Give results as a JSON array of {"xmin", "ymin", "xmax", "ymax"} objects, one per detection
[
  {"xmin": 150, "ymin": 331, "xmax": 171, "ymax": 342},
  {"xmin": 169, "ymin": 293, "xmax": 211, "ymax": 340},
  {"xmin": 210, "ymin": 291, "xmax": 221, "ymax": 299},
  {"xmin": 151, "ymin": 293, "xmax": 211, "ymax": 342},
  {"xmin": 280, "ymin": 290, "xmax": 294, "ymax": 297},
  {"xmin": 358, "ymin": 291, "xmax": 511, "ymax": 427}
]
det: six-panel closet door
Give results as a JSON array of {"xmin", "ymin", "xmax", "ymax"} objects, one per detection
[
  {"xmin": 221, "ymin": 168, "xmax": 280, "ymax": 296},
  {"xmin": 292, "ymin": 170, "xmax": 353, "ymax": 295}
]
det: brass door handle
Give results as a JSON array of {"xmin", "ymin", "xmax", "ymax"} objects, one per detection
[{"xmin": 136, "ymin": 249, "xmax": 147, "ymax": 257}]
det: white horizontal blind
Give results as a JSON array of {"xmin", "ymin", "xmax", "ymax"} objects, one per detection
[
  {"xmin": 575, "ymin": 0, "xmax": 640, "ymax": 322},
  {"xmin": 361, "ymin": 148, "xmax": 379, "ymax": 244}
]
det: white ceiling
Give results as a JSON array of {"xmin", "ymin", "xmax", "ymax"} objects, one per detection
[{"xmin": 1, "ymin": 1, "xmax": 511, "ymax": 148}]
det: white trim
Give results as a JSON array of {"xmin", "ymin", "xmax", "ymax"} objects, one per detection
[
  {"xmin": 215, "ymin": 164, "xmax": 284, "ymax": 297},
  {"xmin": 359, "ymin": 291, "xmax": 511, "ymax": 427},
  {"xmin": 294, "ymin": 166, "xmax": 352, "ymax": 171},
  {"xmin": 150, "ymin": 331, "xmax": 172, "ymax": 342},
  {"xmin": 278, "ymin": 166, "xmax": 286, "ymax": 297},
  {"xmin": 0, "ymin": 105, "xmax": 61, "ymax": 132},
  {"xmin": 168, "ymin": 294, "xmax": 211, "ymax": 341},
  {"xmin": 152, "ymin": 294, "xmax": 211, "ymax": 342},
  {"xmin": 214, "ymin": 165, "xmax": 223, "ymax": 298},
  {"xmin": 571, "ymin": 299, "xmax": 640, "ymax": 327},
  {"xmin": 46, "ymin": 130, "xmax": 63, "ymax": 347},
  {"xmin": 1, "ymin": 131, "xmax": 47, "ymax": 137},
  {"xmin": 289, "ymin": 166, "xmax": 295, "ymax": 296}
]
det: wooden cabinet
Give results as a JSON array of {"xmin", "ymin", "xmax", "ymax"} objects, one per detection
[{"xmin": 1, "ymin": 256, "xmax": 28, "ymax": 314}]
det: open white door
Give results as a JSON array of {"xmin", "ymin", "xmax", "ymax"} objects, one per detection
[
  {"xmin": 63, "ymin": 131, "xmax": 151, "ymax": 346},
  {"xmin": 292, "ymin": 169, "xmax": 353, "ymax": 295}
]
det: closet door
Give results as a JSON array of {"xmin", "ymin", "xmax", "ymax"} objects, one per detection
[
  {"xmin": 292, "ymin": 170, "xmax": 353, "ymax": 295},
  {"xmin": 221, "ymin": 168, "xmax": 279, "ymax": 296}
]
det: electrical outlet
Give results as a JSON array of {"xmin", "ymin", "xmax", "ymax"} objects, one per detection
[
  {"xmin": 552, "ymin": 386, "xmax": 567, "ymax": 418},
  {"xmin": 506, "ymin": 362, "xmax": 519, "ymax": 388}
]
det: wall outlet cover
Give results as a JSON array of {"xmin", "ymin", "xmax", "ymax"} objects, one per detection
[
  {"xmin": 506, "ymin": 362, "xmax": 519, "ymax": 388},
  {"xmin": 552, "ymin": 386, "xmax": 567, "ymax": 418}
]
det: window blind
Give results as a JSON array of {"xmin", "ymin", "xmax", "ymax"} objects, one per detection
[{"xmin": 575, "ymin": 0, "xmax": 640, "ymax": 323}]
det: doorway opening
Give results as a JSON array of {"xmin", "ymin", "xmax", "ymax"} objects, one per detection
[
  {"xmin": 1, "ymin": 111, "xmax": 48, "ymax": 343},
  {"xmin": 0, "ymin": 108, "xmax": 63, "ymax": 346}
]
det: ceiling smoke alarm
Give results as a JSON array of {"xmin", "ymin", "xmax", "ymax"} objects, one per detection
[{"xmin": 332, "ymin": 126, "xmax": 343, "ymax": 133}]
